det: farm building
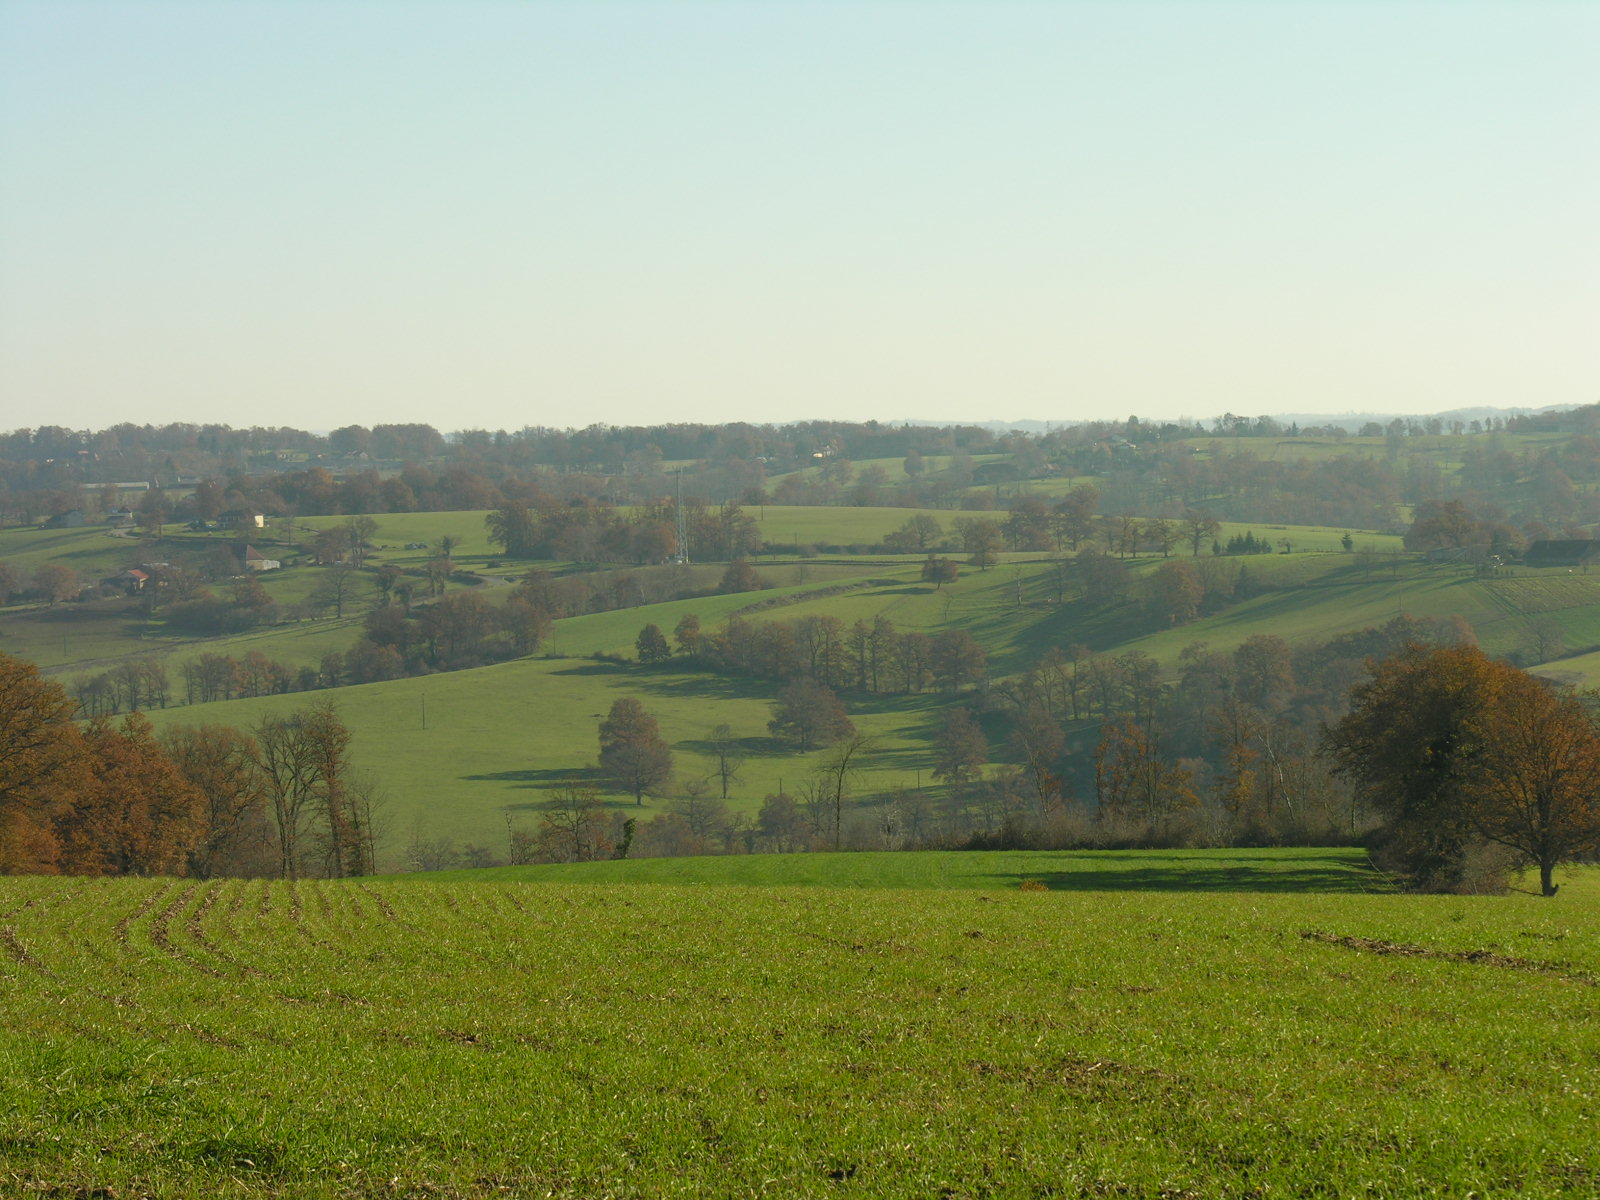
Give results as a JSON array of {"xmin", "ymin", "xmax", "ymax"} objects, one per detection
[
  {"xmin": 102, "ymin": 568, "xmax": 150, "ymax": 593},
  {"xmin": 237, "ymin": 544, "xmax": 280, "ymax": 572}
]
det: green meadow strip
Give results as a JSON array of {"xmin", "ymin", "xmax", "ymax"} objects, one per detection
[{"xmin": 1, "ymin": 855, "xmax": 1596, "ymax": 1197}]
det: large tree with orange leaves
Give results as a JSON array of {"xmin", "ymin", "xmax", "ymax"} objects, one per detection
[
  {"xmin": 0, "ymin": 652, "xmax": 82, "ymax": 872},
  {"xmin": 1324, "ymin": 643, "xmax": 1600, "ymax": 895}
]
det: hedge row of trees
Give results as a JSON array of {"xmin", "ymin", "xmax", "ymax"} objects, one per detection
[
  {"xmin": 76, "ymin": 648, "xmax": 346, "ymax": 717},
  {"xmin": 641, "ymin": 612, "xmax": 987, "ymax": 696},
  {"xmin": 1, "ymin": 652, "xmax": 371, "ymax": 878}
]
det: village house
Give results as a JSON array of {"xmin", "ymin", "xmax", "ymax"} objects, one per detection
[{"xmin": 237, "ymin": 544, "xmax": 280, "ymax": 572}]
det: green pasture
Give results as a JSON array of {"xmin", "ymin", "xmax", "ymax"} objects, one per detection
[
  {"xmin": 142, "ymin": 656, "xmax": 949, "ymax": 861},
  {"xmin": 292, "ymin": 510, "xmax": 499, "ymax": 562},
  {"xmin": 12, "ymin": 587, "xmax": 378, "ymax": 683},
  {"xmin": 0, "ymin": 524, "xmax": 147, "ymax": 577},
  {"xmin": 8, "ymin": 506, "xmax": 1599, "ymax": 870},
  {"xmin": 1056, "ymin": 553, "xmax": 1600, "ymax": 668},
  {"xmin": 548, "ymin": 568, "xmax": 920, "ymax": 658},
  {"xmin": 761, "ymin": 453, "xmax": 982, "ymax": 489},
  {"xmin": 2, "ymin": 860, "xmax": 1597, "ymax": 1197},
  {"xmin": 1533, "ymin": 647, "xmax": 1600, "ymax": 690},
  {"xmin": 0, "ymin": 602, "xmax": 184, "ymax": 671},
  {"xmin": 752, "ymin": 504, "xmax": 991, "ymax": 549}
]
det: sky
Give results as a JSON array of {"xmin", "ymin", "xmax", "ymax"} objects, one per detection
[{"xmin": 1, "ymin": 1, "xmax": 1595, "ymax": 435}]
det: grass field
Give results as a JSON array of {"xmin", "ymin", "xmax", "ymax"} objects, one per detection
[
  {"xmin": 3, "ymin": 852, "xmax": 1596, "ymax": 1197},
  {"xmin": 414, "ymin": 845, "xmax": 1392, "ymax": 891},
  {"xmin": 0, "ymin": 524, "xmax": 138, "ymax": 576},
  {"xmin": 142, "ymin": 653, "xmax": 949, "ymax": 858}
]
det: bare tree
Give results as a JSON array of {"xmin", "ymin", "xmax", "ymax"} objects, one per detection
[
  {"xmin": 537, "ymin": 783, "xmax": 613, "ymax": 862},
  {"xmin": 814, "ymin": 733, "xmax": 874, "ymax": 851},
  {"xmin": 708, "ymin": 723, "xmax": 745, "ymax": 799}
]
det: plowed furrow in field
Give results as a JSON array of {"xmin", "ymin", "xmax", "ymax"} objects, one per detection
[
  {"xmin": 147, "ymin": 883, "xmax": 230, "ymax": 979},
  {"xmin": 112, "ymin": 880, "xmax": 176, "ymax": 954},
  {"xmin": 184, "ymin": 881, "xmax": 270, "ymax": 979},
  {"xmin": 357, "ymin": 883, "xmax": 406, "ymax": 925}
]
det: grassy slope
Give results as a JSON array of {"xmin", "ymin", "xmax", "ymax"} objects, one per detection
[
  {"xmin": 0, "ymin": 524, "xmax": 139, "ymax": 575},
  {"xmin": 2, "ymin": 858, "xmax": 1597, "ymax": 1197},
  {"xmin": 142, "ymin": 654, "xmax": 946, "ymax": 859},
  {"xmin": 134, "ymin": 552, "xmax": 1600, "ymax": 856},
  {"xmin": 11, "ymin": 506, "xmax": 1600, "ymax": 858}
]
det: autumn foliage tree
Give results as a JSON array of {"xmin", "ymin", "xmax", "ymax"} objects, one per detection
[
  {"xmin": 0, "ymin": 653, "xmax": 87, "ymax": 871},
  {"xmin": 1324, "ymin": 644, "xmax": 1508, "ymax": 890},
  {"xmin": 768, "ymin": 680, "xmax": 854, "ymax": 751},
  {"xmin": 1469, "ymin": 668, "xmax": 1600, "ymax": 896},
  {"xmin": 598, "ymin": 698, "xmax": 674, "ymax": 805},
  {"xmin": 0, "ymin": 654, "xmax": 216, "ymax": 876},
  {"xmin": 635, "ymin": 623, "xmax": 671, "ymax": 664},
  {"xmin": 1324, "ymin": 643, "xmax": 1600, "ymax": 894},
  {"xmin": 54, "ymin": 713, "xmax": 206, "ymax": 876}
]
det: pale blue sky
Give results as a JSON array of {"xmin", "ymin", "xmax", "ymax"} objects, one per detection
[{"xmin": 1, "ymin": 1, "xmax": 1594, "ymax": 432}]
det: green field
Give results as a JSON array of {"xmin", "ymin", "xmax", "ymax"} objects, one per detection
[
  {"xmin": 0, "ymin": 524, "xmax": 140, "ymax": 576},
  {"xmin": 142, "ymin": 653, "xmax": 947, "ymax": 857},
  {"xmin": 416, "ymin": 845, "xmax": 1391, "ymax": 890},
  {"xmin": 118, "ymin": 548, "xmax": 1600, "ymax": 858},
  {"xmin": 3, "ymin": 852, "xmax": 1596, "ymax": 1197},
  {"xmin": 8, "ymin": 499, "xmax": 1600, "ymax": 865}
]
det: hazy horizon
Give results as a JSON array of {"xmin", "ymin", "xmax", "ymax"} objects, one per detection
[{"xmin": 3, "ymin": 2, "xmax": 1595, "ymax": 432}]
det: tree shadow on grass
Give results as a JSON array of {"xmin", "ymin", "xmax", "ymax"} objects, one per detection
[
  {"xmin": 995, "ymin": 853, "xmax": 1390, "ymax": 894},
  {"xmin": 463, "ymin": 766, "xmax": 601, "ymax": 788},
  {"xmin": 679, "ymin": 735, "xmax": 783, "ymax": 757},
  {"xmin": 631, "ymin": 673, "xmax": 779, "ymax": 703},
  {"xmin": 857, "ymin": 744, "xmax": 933, "ymax": 773},
  {"xmin": 549, "ymin": 662, "xmax": 629, "ymax": 677}
]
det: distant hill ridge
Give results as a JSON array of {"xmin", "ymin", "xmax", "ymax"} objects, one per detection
[{"xmin": 892, "ymin": 404, "xmax": 1577, "ymax": 435}]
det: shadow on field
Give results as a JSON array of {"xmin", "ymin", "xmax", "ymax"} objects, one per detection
[
  {"xmin": 634, "ymin": 674, "xmax": 778, "ymax": 702},
  {"xmin": 463, "ymin": 766, "xmax": 602, "ymax": 788},
  {"xmin": 680, "ymin": 735, "xmax": 785, "ymax": 756},
  {"xmin": 994, "ymin": 854, "xmax": 1386, "ymax": 894}
]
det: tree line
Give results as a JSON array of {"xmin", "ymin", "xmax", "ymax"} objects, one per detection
[
  {"xmin": 2, "ymin": 652, "xmax": 373, "ymax": 879},
  {"xmin": 9, "ymin": 407, "xmax": 1599, "ymax": 545},
  {"xmin": 641, "ymin": 611, "xmax": 987, "ymax": 696}
]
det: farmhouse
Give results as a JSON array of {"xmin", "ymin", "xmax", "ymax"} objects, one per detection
[
  {"xmin": 103, "ymin": 568, "xmax": 150, "ymax": 593},
  {"xmin": 237, "ymin": 544, "xmax": 280, "ymax": 572}
]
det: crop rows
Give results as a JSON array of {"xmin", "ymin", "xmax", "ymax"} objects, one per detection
[{"xmin": 2, "ymin": 873, "xmax": 1598, "ymax": 1197}]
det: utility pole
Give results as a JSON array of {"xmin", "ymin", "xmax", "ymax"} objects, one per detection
[{"xmin": 675, "ymin": 468, "xmax": 689, "ymax": 564}]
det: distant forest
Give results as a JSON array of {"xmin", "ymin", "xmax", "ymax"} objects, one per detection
[{"xmin": 3, "ymin": 405, "xmax": 1599, "ymax": 543}]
